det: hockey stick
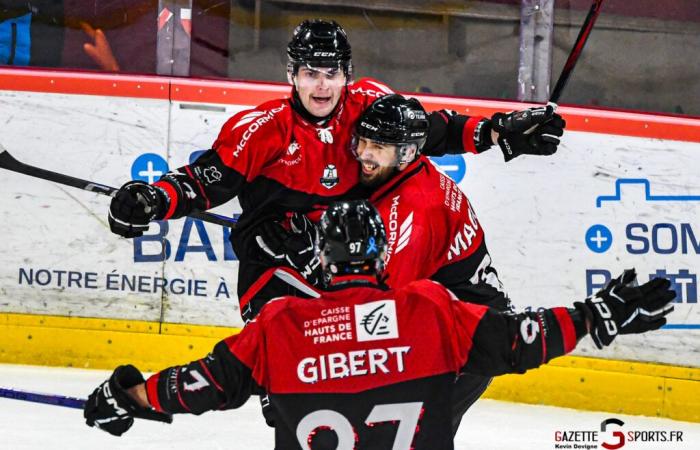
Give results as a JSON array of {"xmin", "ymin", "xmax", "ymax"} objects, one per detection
[
  {"xmin": 0, "ymin": 146, "xmax": 237, "ymax": 228},
  {"xmin": 549, "ymin": 0, "xmax": 605, "ymax": 104},
  {"xmin": 0, "ymin": 386, "xmax": 86, "ymax": 409},
  {"xmin": 0, "ymin": 386, "xmax": 172, "ymax": 423}
]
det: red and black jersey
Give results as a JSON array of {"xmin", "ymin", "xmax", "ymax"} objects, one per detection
[
  {"xmin": 370, "ymin": 156, "xmax": 497, "ymax": 294},
  {"xmin": 155, "ymin": 79, "xmax": 391, "ymax": 228},
  {"xmin": 151, "ymin": 78, "xmax": 490, "ymax": 301},
  {"xmin": 240, "ymin": 155, "xmax": 508, "ymax": 320},
  {"xmin": 154, "ymin": 79, "xmax": 486, "ymax": 226},
  {"xmin": 145, "ymin": 280, "xmax": 587, "ymax": 450}
]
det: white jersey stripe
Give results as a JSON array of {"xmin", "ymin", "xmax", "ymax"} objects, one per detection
[
  {"xmin": 231, "ymin": 111, "xmax": 265, "ymax": 130},
  {"xmin": 365, "ymin": 80, "xmax": 394, "ymax": 95},
  {"xmin": 274, "ymin": 269, "xmax": 321, "ymax": 298}
]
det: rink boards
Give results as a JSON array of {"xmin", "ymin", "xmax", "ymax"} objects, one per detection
[{"xmin": 0, "ymin": 69, "xmax": 699, "ymax": 421}]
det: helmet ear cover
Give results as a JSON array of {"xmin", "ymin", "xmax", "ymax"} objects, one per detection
[{"xmin": 397, "ymin": 143, "xmax": 419, "ymax": 166}]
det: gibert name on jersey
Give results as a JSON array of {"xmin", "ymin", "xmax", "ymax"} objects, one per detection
[{"xmin": 296, "ymin": 300, "xmax": 411, "ymax": 384}]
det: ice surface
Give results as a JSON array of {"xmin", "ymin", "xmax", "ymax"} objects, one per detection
[{"xmin": 1, "ymin": 364, "xmax": 698, "ymax": 449}]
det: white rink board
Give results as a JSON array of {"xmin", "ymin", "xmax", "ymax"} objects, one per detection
[
  {"xmin": 0, "ymin": 88, "xmax": 697, "ymax": 365},
  {"xmin": 0, "ymin": 90, "xmax": 170, "ymax": 323},
  {"xmin": 0, "ymin": 91, "xmax": 246, "ymax": 327},
  {"xmin": 461, "ymin": 131, "xmax": 700, "ymax": 365}
]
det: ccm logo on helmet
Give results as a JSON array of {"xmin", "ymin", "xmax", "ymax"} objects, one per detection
[
  {"xmin": 360, "ymin": 122, "xmax": 379, "ymax": 131},
  {"xmin": 313, "ymin": 51, "xmax": 337, "ymax": 57}
]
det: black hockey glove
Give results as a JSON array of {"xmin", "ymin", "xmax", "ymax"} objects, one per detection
[
  {"xmin": 84, "ymin": 364, "xmax": 172, "ymax": 436},
  {"xmin": 490, "ymin": 105, "xmax": 565, "ymax": 162},
  {"xmin": 108, "ymin": 181, "xmax": 166, "ymax": 238},
  {"xmin": 254, "ymin": 213, "xmax": 322, "ymax": 285},
  {"xmin": 574, "ymin": 269, "xmax": 676, "ymax": 349}
]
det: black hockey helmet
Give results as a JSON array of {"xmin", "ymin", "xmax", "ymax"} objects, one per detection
[
  {"xmin": 317, "ymin": 200, "xmax": 387, "ymax": 278},
  {"xmin": 354, "ymin": 94, "xmax": 429, "ymax": 164},
  {"xmin": 287, "ymin": 19, "xmax": 353, "ymax": 78}
]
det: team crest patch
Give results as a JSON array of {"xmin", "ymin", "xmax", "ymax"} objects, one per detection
[
  {"xmin": 320, "ymin": 164, "xmax": 339, "ymax": 189},
  {"xmin": 202, "ymin": 166, "xmax": 222, "ymax": 184},
  {"xmin": 287, "ymin": 141, "xmax": 300, "ymax": 155},
  {"xmin": 280, "ymin": 140, "xmax": 302, "ymax": 166}
]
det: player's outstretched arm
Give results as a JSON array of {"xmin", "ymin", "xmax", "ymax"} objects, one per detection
[
  {"xmin": 84, "ymin": 339, "xmax": 259, "ymax": 436},
  {"xmin": 107, "ymin": 105, "xmax": 286, "ymax": 238},
  {"xmin": 422, "ymin": 105, "xmax": 565, "ymax": 160},
  {"xmin": 107, "ymin": 148, "xmax": 247, "ymax": 238},
  {"xmin": 458, "ymin": 269, "xmax": 675, "ymax": 376},
  {"xmin": 422, "ymin": 110, "xmax": 490, "ymax": 156}
]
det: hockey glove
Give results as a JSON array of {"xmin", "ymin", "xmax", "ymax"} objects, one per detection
[
  {"xmin": 574, "ymin": 269, "xmax": 676, "ymax": 349},
  {"xmin": 108, "ymin": 181, "xmax": 166, "ymax": 238},
  {"xmin": 254, "ymin": 213, "xmax": 323, "ymax": 285},
  {"xmin": 84, "ymin": 364, "xmax": 172, "ymax": 436},
  {"xmin": 490, "ymin": 105, "xmax": 565, "ymax": 162}
]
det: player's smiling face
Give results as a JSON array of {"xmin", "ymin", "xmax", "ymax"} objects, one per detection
[
  {"xmin": 294, "ymin": 66, "xmax": 346, "ymax": 117},
  {"xmin": 355, "ymin": 137, "xmax": 400, "ymax": 187}
]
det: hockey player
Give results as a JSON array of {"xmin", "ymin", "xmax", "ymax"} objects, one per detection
[
  {"xmin": 251, "ymin": 94, "xmax": 508, "ymax": 300},
  {"xmin": 106, "ymin": 19, "xmax": 565, "ymax": 310},
  {"xmin": 245, "ymin": 94, "xmax": 550, "ymax": 433},
  {"xmin": 85, "ymin": 200, "xmax": 676, "ymax": 449}
]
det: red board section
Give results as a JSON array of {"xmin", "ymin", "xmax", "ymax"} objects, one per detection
[
  {"xmin": 170, "ymin": 78, "xmax": 289, "ymax": 105},
  {"xmin": 0, "ymin": 68, "xmax": 169, "ymax": 99},
  {"xmin": 414, "ymin": 94, "xmax": 700, "ymax": 143},
  {"xmin": 1, "ymin": 68, "xmax": 698, "ymax": 143}
]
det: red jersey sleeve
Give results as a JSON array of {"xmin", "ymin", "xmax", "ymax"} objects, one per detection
[
  {"xmin": 347, "ymin": 77, "xmax": 395, "ymax": 108},
  {"xmin": 153, "ymin": 101, "xmax": 289, "ymax": 219},
  {"xmin": 226, "ymin": 309, "xmax": 269, "ymax": 388},
  {"xmin": 144, "ymin": 331, "xmax": 262, "ymax": 415},
  {"xmin": 446, "ymin": 282, "xmax": 587, "ymax": 376},
  {"xmin": 212, "ymin": 102, "xmax": 289, "ymax": 182}
]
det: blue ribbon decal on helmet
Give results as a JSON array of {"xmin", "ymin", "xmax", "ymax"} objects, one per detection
[{"xmin": 366, "ymin": 237, "xmax": 377, "ymax": 255}]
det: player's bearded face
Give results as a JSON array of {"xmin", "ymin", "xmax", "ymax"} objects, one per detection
[
  {"xmin": 354, "ymin": 137, "xmax": 400, "ymax": 187},
  {"xmin": 294, "ymin": 66, "xmax": 346, "ymax": 117}
]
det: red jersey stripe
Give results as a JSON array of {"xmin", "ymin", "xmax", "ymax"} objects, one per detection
[
  {"xmin": 154, "ymin": 181, "xmax": 179, "ymax": 220},
  {"xmin": 145, "ymin": 373, "xmax": 164, "ymax": 413},
  {"xmin": 552, "ymin": 307, "xmax": 578, "ymax": 353}
]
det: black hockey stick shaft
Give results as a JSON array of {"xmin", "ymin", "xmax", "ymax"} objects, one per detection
[
  {"xmin": 0, "ymin": 148, "xmax": 237, "ymax": 228},
  {"xmin": 549, "ymin": 0, "xmax": 605, "ymax": 104},
  {"xmin": 0, "ymin": 386, "xmax": 86, "ymax": 409},
  {"xmin": 0, "ymin": 387, "xmax": 172, "ymax": 423}
]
